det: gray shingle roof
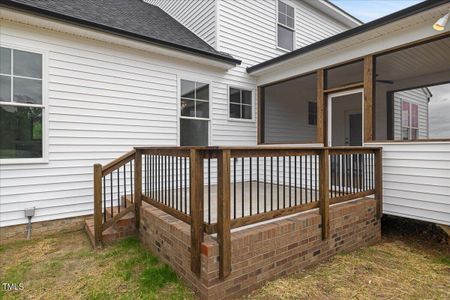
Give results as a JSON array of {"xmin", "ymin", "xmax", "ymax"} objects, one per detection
[{"xmin": 2, "ymin": 0, "xmax": 240, "ymax": 65}]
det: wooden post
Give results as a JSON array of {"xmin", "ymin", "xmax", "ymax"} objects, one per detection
[
  {"xmin": 319, "ymin": 148, "xmax": 330, "ymax": 240},
  {"xmin": 364, "ymin": 55, "xmax": 375, "ymax": 142},
  {"xmin": 257, "ymin": 87, "xmax": 265, "ymax": 144},
  {"xmin": 217, "ymin": 149, "xmax": 231, "ymax": 279},
  {"xmin": 190, "ymin": 149, "xmax": 204, "ymax": 277},
  {"xmin": 316, "ymin": 69, "xmax": 326, "ymax": 145},
  {"xmin": 93, "ymin": 164, "xmax": 103, "ymax": 248},
  {"xmin": 134, "ymin": 149, "xmax": 142, "ymax": 229},
  {"xmin": 374, "ymin": 149, "xmax": 383, "ymax": 219}
]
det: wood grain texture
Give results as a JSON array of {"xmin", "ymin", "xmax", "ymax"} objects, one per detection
[
  {"xmin": 189, "ymin": 149, "xmax": 204, "ymax": 277},
  {"xmin": 317, "ymin": 69, "xmax": 325, "ymax": 145},
  {"xmin": 134, "ymin": 150, "xmax": 142, "ymax": 229},
  {"xmin": 364, "ymin": 55, "xmax": 374, "ymax": 142},
  {"xmin": 319, "ymin": 149, "xmax": 330, "ymax": 240},
  {"xmin": 93, "ymin": 164, "xmax": 103, "ymax": 248},
  {"xmin": 375, "ymin": 149, "xmax": 383, "ymax": 219},
  {"xmin": 217, "ymin": 149, "xmax": 231, "ymax": 279}
]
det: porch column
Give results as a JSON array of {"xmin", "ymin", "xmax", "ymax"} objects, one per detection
[
  {"xmin": 364, "ymin": 55, "xmax": 375, "ymax": 142},
  {"xmin": 316, "ymin": 69, "xmax": 326, "ymax": 145}
]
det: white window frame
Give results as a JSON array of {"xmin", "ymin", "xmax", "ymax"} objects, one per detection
[
  {"xmin": 227, "ymin": 86, "xmax": 255, "ymax": 122},
  {"xmin": 401, "ymin": 99, "xmax": 419, "ymax": 140},
  {"xmin": 276, "ymin": 0, "xmax": 295, "ymax": 52},
  {"xmin": 0, "ymin": 43, "xmax": 48, "ymax": 165},
  {"xmin": 177, "ymin": 76, "xmax": 212, "ymax": 146}
]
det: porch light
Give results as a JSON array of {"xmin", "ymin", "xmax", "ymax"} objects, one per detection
[{"xmin": 433, "ymin": 9, "xmax": 450, "ymax": 31}]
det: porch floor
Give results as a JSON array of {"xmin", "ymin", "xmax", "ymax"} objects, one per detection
[{"xmin": 145, "ymin": 181, "xmax": 319, "ymax": 224}]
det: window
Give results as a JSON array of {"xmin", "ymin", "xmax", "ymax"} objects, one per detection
[
  {"xmin": 0, "ymin": 47, "xmax": 44, "ymax": 159},
  {"xmin": 401, "ymin": 101, "xmax": 419, "ymax": 140},
  {"xmin": 308, "ymin": 101, "xmax": 317, "ymax": 126},
  {"xmin": 277, "ymin": 0, "xmax": 294, "ymax": 51},
  {"xmin": 180, "ymin": 79, "xmax": 209, "ymax": 146},
  {"xmin": 229, "ymin": 87, "xmax": 252, "ymax": 120}
]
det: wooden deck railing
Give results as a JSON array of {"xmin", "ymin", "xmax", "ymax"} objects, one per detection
[{"xmin": 93, "ymin": 146, "xmax": 382, "ymax": 278}]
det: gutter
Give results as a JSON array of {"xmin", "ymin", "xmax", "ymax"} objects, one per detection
[
  {"xmin": 0, "ymin": 0, "xmax": 241, "ymax": 66},
  {"xmin": 247, "ymin": 0, "xmax": 448, "ymax": 74}
]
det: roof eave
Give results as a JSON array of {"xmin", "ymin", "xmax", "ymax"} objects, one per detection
[
  {"xmin": 0, "ymin": 0, "xmax": 241, "ymax": 66},
  {"xmin": 247, "ymin": 0, "xmax": 448, "ymax": 74}
]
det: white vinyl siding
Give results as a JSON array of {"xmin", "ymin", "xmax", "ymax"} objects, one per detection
[
  {"xmin": 393, "ymin": 89, "xmax": 429, "ymax": 140},
  {"xmin": 218, "ymin": 0, "xmax": 349, "ymax": 67},
  {"xmin": 145, "ymin": 0, "xmax": 217, "ymax": 47},
  {"xmin": 0, "ymin": 18, "xmax": 253, "ymax": 227},
  {"xmin": 368, "ymin": 142, "xmax": 450, "ymax": 226}
]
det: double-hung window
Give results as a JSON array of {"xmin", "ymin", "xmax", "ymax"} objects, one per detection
[
  {"xmin": 401, "ymin": 100, "xmax": 419, "ymax": 140},
  {"xmin": 180, "ymin": 79, "xmax": 209, "ymax": 146},
  {"xmin": 229, "ymin": 87, "xmax": 252, "ymax": 120},
  {"xmin": 0, "ymin": 47, "xmax": 44, "ymax": 160},
  {"xmin": 277, "ymin": 0, "xmax": 295, "ymax": 51}
]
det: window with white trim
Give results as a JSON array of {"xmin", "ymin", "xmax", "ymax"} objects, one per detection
[
  {"xmin": 0, "ymin": 47, "xmax": 44, "ymax": 159},
  {"xmin": 277, "ymin": 0, "xmax": 295, "ymax": 51},
  {"xmin": 229, "ymin": 87, "xmax": 252, "ymax": 120},
  {"xmin": 180, "ymin": 79, "xmax": 209, "ymax": 146},
  {"xmin": 401, "ymin": 100, "xmax": 419, "ymax": 140}
]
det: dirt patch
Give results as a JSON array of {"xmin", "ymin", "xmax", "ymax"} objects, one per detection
[{"xmin": 248, "ymin": 216, "xmax": 450, "ymax": 300}]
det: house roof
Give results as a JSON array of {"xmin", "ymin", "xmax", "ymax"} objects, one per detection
[
  {"xmin": 247, "ymin": 0, "xmax": 449, "ymax": 74},
  {"xmin": 0, "ymin": 0, "xmax": 241, "ymax": 65}
]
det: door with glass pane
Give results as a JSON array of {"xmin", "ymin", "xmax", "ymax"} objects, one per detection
[{"xmin": 179, "ymin": 79, "xmax": 209, "ymax": 146}]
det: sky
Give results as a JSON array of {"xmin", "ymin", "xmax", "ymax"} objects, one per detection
[
  {"xmin": 330, "ymin": 0, "xmax": 449, "ymax": 138},
  {"xmin": 330, "ymin": 0, "xmax": 424, "ymax": 23}
]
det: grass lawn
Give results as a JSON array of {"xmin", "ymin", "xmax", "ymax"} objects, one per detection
[
  {"xmin": 0, "ymin": 231, "xmax": 193, "ymax": 299},
  {"xmin": 0, "ymin": 217, "xmax": 448, "ymax": 299}
]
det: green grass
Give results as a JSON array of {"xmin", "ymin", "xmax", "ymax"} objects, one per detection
[{"xmin": 0, "ymin": 231, "xmax": 193, "ymax": 300}]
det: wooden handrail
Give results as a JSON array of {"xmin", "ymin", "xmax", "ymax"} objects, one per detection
[
  {"xmin": 102, "ymin": 150, "xmax": 136, "ymax": 176},
  {"xmin": 94, "ymin": 146, "xmax": 382, "ymax": 279}
]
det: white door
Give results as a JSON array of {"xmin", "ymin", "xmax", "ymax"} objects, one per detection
[{"xmin": 327, "ymin": 89, "xmax": 364, "ymax": 146}]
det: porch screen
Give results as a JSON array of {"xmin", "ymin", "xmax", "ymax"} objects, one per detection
[{"xmin": 263, "ymin": 73, "xmax": 317, "ymax": 144}]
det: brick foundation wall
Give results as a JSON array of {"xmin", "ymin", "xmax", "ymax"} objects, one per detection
[
  {"xmin": 0, "ymin": 215, "xmax": 88, "ymax": 244},
  {"xmin": 139, "ymin": 198, "xmax": 381, "ymax": 299}
]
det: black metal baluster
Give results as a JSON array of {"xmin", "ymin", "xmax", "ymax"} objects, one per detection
[
  {"xmin": 294, "ymin": 156, "xmax": 297, "ymax": 206},
  {"xmin": 289, "ymin": 156, "xmax": 291, "ymax": 207},
  {"xmin": 310, "ymin": 155, "xmax": 313, "ymax": 203},
  {"xmin": 184, "ymin": 157, "xmax": 187, "ymax": 214},
  {"xmin": 110, "ymin": 173, "xmax": 113, "ymax": 218},
  {"xmin": 160, "ymin": 156, "xmax": 163, "ymax": 204},
  {"xmin": 242, "ymin": 157, "xmax": 244, "ymax": 218},
  {"xmin": 103, "ymin": 176, "xmax": 106, "ymax": 222},
  {"xmin": 300, "ymin": 156, "xmax": 303, "ymax": 204},
  {"xmin": 264, "ymin": 157, "xmax": 267, "ymax": 213},
  {"xmin": 283, "ymin": 156, "xmax": 286, "ymax": 208},
  {"xmin": 117, "ymin": 168, "xmax": 120, "ymax": 213},
  {"xmin": 257, "ymin": 157, "xmax": 260, "ymax": 214},
  {"xmin": 270, "ymin": 157, "xmax": 273, "ymax": 211},
  {"xmin": 277, "ymin": 156, "xmax": 280, "ymax": 209},
  {"xmin": 234, "ymin": 157, "xmax": 237, "ymax": 219},
  {"xmin": 130, "ymin": 161, "xmax": 133, "ymax": 203},
  {"xmin": 123, "ymin": 164, "xmax": 127, "ymax": 208},
  {"xmin": 249, "ymin": 157, "xmax": 252, "ymax": 216},
  {"xmin": 208, "ymin": 155, "xmax": 211, "ymax": 224},
  {"xmin": 315, "ymin": 155, "xmax": 318, "ymax": 201}
]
